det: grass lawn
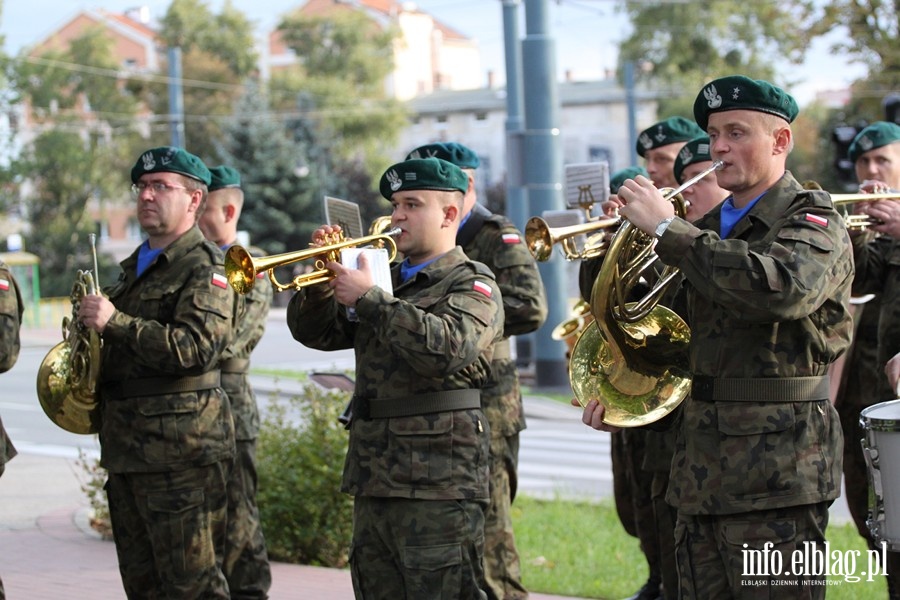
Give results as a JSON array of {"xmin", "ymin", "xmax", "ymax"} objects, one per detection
[{"xmin": 513, "ymin": 495, "xmax": 888, "ymax": 599}]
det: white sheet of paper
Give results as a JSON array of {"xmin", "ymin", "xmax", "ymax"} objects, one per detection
[{"xmin": 341, "ymin": 247, "xmax": 393, "ymax": 320}]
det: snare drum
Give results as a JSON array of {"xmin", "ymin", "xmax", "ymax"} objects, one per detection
[{"xmin": 861, "ymin": 399, "xmax": 900, "ymax": 551}]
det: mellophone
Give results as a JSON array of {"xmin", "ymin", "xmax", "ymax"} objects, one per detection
[{"xmin": 861, "ymin": 399, "xmax": 900, "ymax": 551}]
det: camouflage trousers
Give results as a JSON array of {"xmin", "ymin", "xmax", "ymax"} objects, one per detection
[
  {"xmin": 350, "ymin": 496, "xmax": 488, "ymax": 600},
  {"xmin": 674, "ymin": 502, "xmax": 830, "ymax": 599},
  {"xmin": 106, "ymin": 461, "xmax": 231, "ymax": 599},
  {"xmin": 484, "ymin": 433, "xmax": 528, "ymax": 600},
  {"xmin": 224, "ymin": 440, "xmax": 271, "ymax": 599}
]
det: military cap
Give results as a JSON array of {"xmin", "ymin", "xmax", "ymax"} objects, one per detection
[
  {"xmin": 208, "ymin": 165, "xmax": 241, "ymax": 191},
  {"xmin": 405, "ymin": 142, "xmax": 481, "ymax": 169},
  {"xmin": 610, "ymin": 166, "xmax": 649, "ymax": 195},
  {"xmin": 849, "ymin": 121, "xmax": 900, "ymax": 163},
  {"xmin": 636, "ymin": 117, "xmax": 705, "ymax": 158},
  {"xmin": 379, "ymin": 158, "xmax": 468, "ymax": 200},
  {"xmin": 673, "ymin": 135, "xmax": 713, "ymax": 184},
  {"xmin": 131, "ymin": 146, "xmax": 211, "ymax": 185},
  {"xmin": 693, "ymin": 75, "xmax": 799, "ymax": 130}
]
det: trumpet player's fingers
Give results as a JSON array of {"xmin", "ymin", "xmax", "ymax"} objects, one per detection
[
  {"xmin": 859, "ymin": 179, "xmax": 893, "ymax": 195},
  {"xmin": 867, "ymin": 199, "xmax": 900, "ymax": 239},
  {"xmin": 312, "ymin": 224, "xmax": 342, "ymax": 246},
  {"xmin": 600, "ymin": 197, "xmax": 624, "ymax": 217},
  {"xmin": 580, "ymin": 398, "xmax": 621, "ymax": 433}
]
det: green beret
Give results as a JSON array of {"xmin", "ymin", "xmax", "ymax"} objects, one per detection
[
  {"xmin": 849, "ymin": 121, "xmax": 900, "ymax": 163},
  {"xmin": 673, "ymin": 135, "xmax": 713, "ymax": 184},
  {"xmin": 405, "ymin": 142, "xmax": 480, "ymax": 169},
  {"xmin": 208, "ymin": 165, "xmax": 241, "ymax": 191},
  {"xmin": 610, "ymin": 166, "xmax": 648, "ymax": 195},
  {"xmin": 636, "ymin": 117, "xmax": 704, "ymax": 157},
  {"xmin": 379, "ymin": 158, "xmax": 468, "ymax": 200},
  {"xmin": 693, "ymin": 75, "xmax": 798, "ymax": 131},
  {"xmin": 131, "ymin": 146, "xmax": 211, "ymax": 185}
]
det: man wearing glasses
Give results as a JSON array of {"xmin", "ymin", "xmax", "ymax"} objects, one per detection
[{"xmin": 79, "ymin": 146, "xmax": 238, "ymax": 599}]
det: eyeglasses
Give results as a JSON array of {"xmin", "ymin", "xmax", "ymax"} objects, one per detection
[{"xmin": 130, "ymin": 181, "xmax": 189, "ymax": 198}]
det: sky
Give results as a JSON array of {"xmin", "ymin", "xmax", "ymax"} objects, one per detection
[{"xmin": 0, "ymin": 0, "xmax": 867, "ymax": 107}]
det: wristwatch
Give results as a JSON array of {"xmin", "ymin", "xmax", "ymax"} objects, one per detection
[{"xmin": 654, "ymin": 217, "xmax": 674, "ymax": 239}]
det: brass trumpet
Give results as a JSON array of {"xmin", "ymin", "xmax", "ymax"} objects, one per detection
[
  {"xmin": 525, "ymin": 216, "xmax": 620, "ymax": 261},
  {"xmin": 831, "ymin": 192, "xmax": 900, "ymax": 231},
  {"xmin": 225, "ymin": 228, "xmax": 401, "ymax": 294}
]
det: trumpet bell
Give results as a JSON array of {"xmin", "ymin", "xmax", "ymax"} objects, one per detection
[
  {"xmin": 225, "ymin": 245, "xmax": 255, "ymax": 295},
  {"xmin": 36, "ymin": 339, "xmax": 101, "ymax": 434},
  {"xmin": 569, "ymin": 305, "xmax": 691, "ymax": 427}
]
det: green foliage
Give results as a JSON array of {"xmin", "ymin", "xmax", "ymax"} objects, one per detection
[
  {"xmin": 256, "ymin": 383, "xmax": 353, "ymax": 568},
  {"xmin": 272, "ymin": 9, "xmax": 408, "ymax": 176},
  {"xmin": 617, "ymin": 0, "xmax": 822, "ymax": 116},
  {"xmin": 514, "ymin": 496, "xmax": 887, "ymax": 599}
]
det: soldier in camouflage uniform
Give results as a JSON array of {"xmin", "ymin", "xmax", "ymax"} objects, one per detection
[
  {"xmin": 581, "ymin": 118, "xmax": 705, "ymax": 600},
  {"xmin": 287, "ymin": 157, "xmax": 504, "ymax": 600},
  {"xmin": 79, "ymin": 147, "xmax": 238, "ymax": 599},
  {"xmin": 0, "ymin": 259, "xmax": 23, "ymax": 600},
  {"xmin": 405, "ymin": 141, "xmax": 547, "ymax": 600},
  {"xmin": 845, "ymin": 121, "xmax": 900, "ymax": 598},
  {"xmin": 581, "ymin": 75, "xmax": 854, "ymax": 598},
  {"xmin": 199, "ymin": 165, "xmax": 273, "ymax": 599}
]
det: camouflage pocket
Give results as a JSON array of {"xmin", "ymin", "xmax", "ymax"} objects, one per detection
[
  {"xmin": 146, "ymin": 487, "xmax": 215, "ymax": 581},
  {"xmin": 388, "ymin": 414, "xmax": 453, "ymax": 487},
  {"xmin": 716, "ymin": 403, "xmax": 797, "ymax": 500}
]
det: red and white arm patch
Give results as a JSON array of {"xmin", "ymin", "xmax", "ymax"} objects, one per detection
[
  {"xmin": 211, "ymin": 273, "xmax": 229, "ymax": 289},
  {"xmin": 501, "ymin": 233, "xmax": 521, "ymax": 244},
  {"xmin": 804, "ymin": 213, "xmax": 828, "ymax": 227},
  {"xmin": 0, "ymin": 278, "xmax": 8, "ymax": 292},
  {"xmin": 472, "ymin": 281, "xmax": 492, "ymax": 297}
]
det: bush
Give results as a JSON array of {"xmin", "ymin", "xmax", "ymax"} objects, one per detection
[
  {"xmin": 74, "ymin": 446, "xmax": 112, "ymax": 540},
  {"xmin": 256, "ymin": 382, "xmax": 353, "ymax": 567}
]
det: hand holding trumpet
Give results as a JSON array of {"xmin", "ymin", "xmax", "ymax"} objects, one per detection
[
  {"xmin": 617, "ymin": 175, "xmax": 676, "ymax": 234},
  {"xmin": 852, "ymin": 180, "xmax": 900, "ymax": 239}
]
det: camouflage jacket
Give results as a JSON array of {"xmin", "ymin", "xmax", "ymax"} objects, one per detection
[
  {"xmin": 458, "ymin": 205, "xmax": 547, "ymax": 436},
  {"xmin": 99, "ymin": 227, "xmax": 237, "ymax": 473},
  {"xmin": 851, "ymin": 235, "xmax": 900, "ymax": 403},
  {"xmin": 0, "ymin": 260, "xmax": 23, "ymax": 373},
  {"xmin": 654, "ymin": 172, "xmax": 854, "ymax": 514},
  {"xmin": 287, "ymin": 246, "xmax": 504, "ymax": 500},
  {"xmin": 0, "ymin": 261, "xmax": 22, "ymax": 474},
  {"xmin": 220, "ymin": 247, "xmax": 272, "ymax": 441}
]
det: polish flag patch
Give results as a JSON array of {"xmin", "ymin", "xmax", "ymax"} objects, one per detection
[
  {"xmin": 502, "ymin": 233, "xmax": 521, "ymax": 244},
  {"xmin": 473, "ymin": 281, "xmax": 492, "ymax": 297},
  {"xmin": 0, "ymin": 279, "xmax": 8, "ymax": 292},
  {"xmin": 211, "ymin": 273, "xmax": 228, "ymax": 289},
  {"xmin": 805, "ymin": 213, "xmax": 828, "ymax": 227}
]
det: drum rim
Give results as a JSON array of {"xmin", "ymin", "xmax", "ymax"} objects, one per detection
[{"xmin": 861, "ymin": 398, "xmax": 900, "ymax": 430}]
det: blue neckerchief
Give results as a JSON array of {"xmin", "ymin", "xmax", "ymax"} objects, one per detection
[
  {"xmin": 137, "ymin": 241, "xmax": 164, "ymax": 277},
  {"xmin": 459, "ymin": 210, "xmax": 472, "ymax": 229},
  {"xmin": 400, "ymin": 256, "xmax": 440, "ymax": 283},
  {"xmin": 719, "ymin": 192, "xmax": 764, "ymax": 238}
]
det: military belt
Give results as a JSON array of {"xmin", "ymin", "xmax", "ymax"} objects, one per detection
[
  {"xmin": 104, "ymin": 371, "xmax": 221, "ymax": 399},
  {"xmin": 492, "ymin": 339, "xmax": 511, "ymax": 361},
  {"xmin": 219, "ymin": 358, "xmax": 250, "ymax": 374},
  {"xmin": 691, "ymin": 375, "xmax": 830, "ymax": 402},
  {"xmin": 362, "ymin": 389, "xmax": 481, "ymax": 419}
]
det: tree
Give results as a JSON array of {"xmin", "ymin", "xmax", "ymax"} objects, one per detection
[
  {"xmin": 819, "ymin": 1, "xmax": 899, "ymax": 123},
  {"xmin": 6, "ymin": 28, "xmax": 142, "ymax": 295},
  {"xmin": 617, "ymin": 0, "xmax": 826, "ymax": 117},
  {"xmin": 135, "ymin": 0, "xmax": 258, "ymax": 157},
  {"xmin": 271, "ymin": 9, "xmax": 408, "ymax": 179}
]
